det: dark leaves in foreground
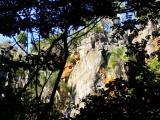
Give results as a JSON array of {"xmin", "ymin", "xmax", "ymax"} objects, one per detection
[{"xmin": 73, "ymin": 42, "xmax": 160, "ymax": 120}]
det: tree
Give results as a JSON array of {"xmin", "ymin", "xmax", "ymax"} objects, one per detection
[
  {"xmin": 0, "ymin": 0, "xmax": 117, "ymax": 119},
  {"xmin": 0, "ymin": 0, "xmax": 160, "ymax": 120}
]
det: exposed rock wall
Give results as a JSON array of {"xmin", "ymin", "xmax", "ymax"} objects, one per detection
[
  {"xmin": 66, "ymin": 31, "xmax": 127, "ymax": 117},
  {"xmin": 68, "ymin": 48, "xmax": 104, "ymax": 104},
  {"xmin": 67, "ymin": 30, "xmax": 127, "ymax": 105}
]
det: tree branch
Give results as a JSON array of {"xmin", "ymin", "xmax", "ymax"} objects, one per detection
[{"xmin": 39, "ymin": 27, "xmax": 69, "ymax": 120}]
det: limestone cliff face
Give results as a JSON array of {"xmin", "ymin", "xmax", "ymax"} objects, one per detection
[
  {"xmin": 68, "ymin": 49, "xmax": 104, "ymax": 104},
  {"xmin": 68, "ymin": 33, "xmax": 104, "ymax": 101},
  {"xmin": 67, "ymin": 20, "xmax": 158, "ymax": 106},
  {"xmin": 67, "ymin": 31, "xmax": 125, "ymax": 105}
]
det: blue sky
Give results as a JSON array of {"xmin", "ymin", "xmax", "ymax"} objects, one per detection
[{"xmin": 0, "ymin": 34, "xmax": 12, "ymax": 43}]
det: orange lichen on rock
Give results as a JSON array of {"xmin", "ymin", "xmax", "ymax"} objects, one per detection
[
  {"xmin": 104, "ymin": 74, "xmax": 115, "ymax": 84},
  {"xmin": 61, "ymin": 51, "xmax": 80, "ymax": 81},
  {"xmin": 97, "ymin": 66, "xmax": 115, "ymax": 84},
  {"xmin": 61, "ymin": 63, "xmax": 74, "ymax": 80}
]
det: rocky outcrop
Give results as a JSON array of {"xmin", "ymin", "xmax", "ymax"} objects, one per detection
[
  {"xmin": 67, "ymin": 30, "xmax": 127, "ymax": 105},
  {"xmin": 65, "ymin": 18, "xmax": 160, "ymax": 117},
  {"xmin": 68, "ymin": 48, "xmax": 104, "ymax": 104},
  {"xmin": 66, "ymin": 30, "xmax": 128, "ymax": 117}
]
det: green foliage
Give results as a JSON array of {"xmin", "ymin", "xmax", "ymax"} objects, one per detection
[
  {"xmin": 17, "ymin": 32, "xmax": 27, "ymax": 48},
  {"xmin": 106, "ymin": 47, "xmax": 127, "ymax": 69},
  {"xmin": 94, "ymin": 26, "xmax": 103, "ymax": 33},
  {"xmin": 66, "ymin": 54, "xmax": 75, "ymax": 64},
  {"xmin": 148, "ymin": 56, "xmax": 160, "ymax": 72},
  {"xmin": 48, "ymin": 71, "xmax": 59, "ymax": 87},
  {"xmin": 39, "ymin": 70, "xmax": 59, "ymax": 88},
  {"xmin": 59, "ymin": 81, "xmax": 71, "ymax": 93},
  {"xmin": 30, "ymin": 34, "xmax": 61, "ymax": 53}
]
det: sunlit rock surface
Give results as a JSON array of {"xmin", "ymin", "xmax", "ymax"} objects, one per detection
[
  {"xmin": 68, "ymin": 48, "xmax": 104, "ymax": 104},
  {"xmin": 66, "ymin": 31, "xmax": 127, "ymax": 117},
  {"xmin": 67, "ymin": 30, "xmax": 127, "ymax": 105},
  {"xmin": 65, "ymin": 19, "xmax": 159, "ymax": 117}
]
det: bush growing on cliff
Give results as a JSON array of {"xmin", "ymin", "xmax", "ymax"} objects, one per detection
[{"xmin": 148, "ymin": 56, "xmax": 160, "ymax": 72}]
